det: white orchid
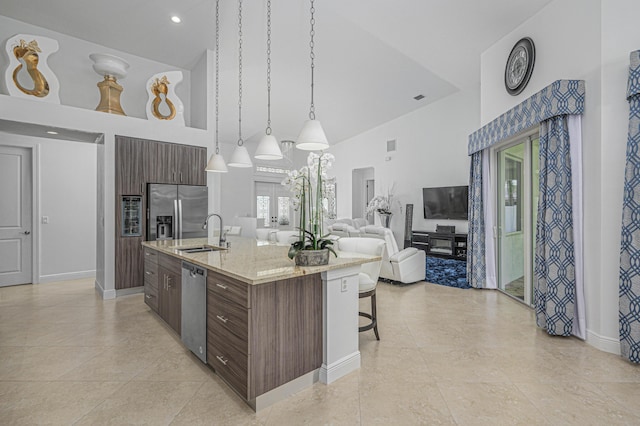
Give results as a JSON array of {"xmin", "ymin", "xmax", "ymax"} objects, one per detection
[
  {"xmin": 366, "ymin": 184, "xmax": 402, "ymax": 215},
  {"xmin": 281, "ymin": 152, "xmax": 337, "ymax": 258}
]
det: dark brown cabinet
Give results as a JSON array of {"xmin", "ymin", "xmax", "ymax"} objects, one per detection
[
  {"xmin": 114, "ymin": 136, "xmax": 207, "ymax": 290},
  {"xmin": 150, "ymin": 142, "xmax": 206, "ymax": 185},
  {"xmin": 143, "ymin": 248, "xmax": 159, "ymax": 312},
  {"xmin": 157, "ymin": 253, "xmax": 182, "ymax": 335},
  {"xmin": 206, "ymin": 271, "xmax": 322, "ymax": 401}
]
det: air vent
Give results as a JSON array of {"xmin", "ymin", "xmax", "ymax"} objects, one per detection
[
  {"xmin": 387, "ymin": 139, "xmax": 396, "ymax": 152},
  {"xmin": 413, "ymin": 94, "xmax": 425, "ymax": 100}
]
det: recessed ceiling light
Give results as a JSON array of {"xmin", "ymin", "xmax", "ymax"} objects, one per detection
[
  {"xmin": 47, "ymin": 131, "xmax": 58, "ymax": 135},
  {"xmin": 413, "ymin": 94, "xmax": 425, "ymax": 101},
  {"xmin": 171, "ymin": 15, "xmax": 182, "ymax": 24}
]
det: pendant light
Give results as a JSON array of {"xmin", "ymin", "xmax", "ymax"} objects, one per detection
[
  {"xmin": 296, "ymin": 0, "xmax": 329, "ymax": 151},
  {"xmin": 205, "ymin": 0, "xmax": 228, "ymax": 173},
  {"xmin": 228, "ymin": 0, "xmax": 253, "ymax": 168},
  {"xmin": 255, "ymin": 0, "xmax": 283, "ymax": 160}
]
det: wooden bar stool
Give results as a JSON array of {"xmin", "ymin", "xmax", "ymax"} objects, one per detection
[{"xmin": 337, "ymin": 238, "xmax": 385, "ymax": 340}]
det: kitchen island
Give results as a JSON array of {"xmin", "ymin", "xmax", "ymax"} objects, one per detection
[{"xmin": 141, "ymin": 236, "xmax": 379, "ymax": 411}]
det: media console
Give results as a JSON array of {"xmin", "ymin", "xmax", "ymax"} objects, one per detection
[{"xmin": 410, "ymin": 230, "xmax": 467, "ymax": 261}]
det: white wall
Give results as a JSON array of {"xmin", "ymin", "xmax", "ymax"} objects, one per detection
[
  {"xmin": 480, "ymin": 0, "xmax": 640, "ymax": 354},
  {"xmin": 330, "ymin": 88, "xmax": 479, "ymax": 247},
  {"xmin": 599, "ymin": 0, "xmax": 640, "ymax": 351},
  {"xmin": 0, "ymin": 132, "xmax": 96, "ymax": 282},
  {"xmin": 0, "ymin": 15, "xmax": 194, "ymax": 124}
]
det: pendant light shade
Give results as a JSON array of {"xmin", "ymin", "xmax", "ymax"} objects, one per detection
[
  {"xmin": 254, "ymin": 0, "xmax": 283, "ymax": 161},
  {"xmin": 255, "ymin": 134, "xmax": 283, "ymax": 160},
  {"xmin": 205, "ymin": 153, "xmax": 228, "ymax": 172},
  {"xmin": 296, "ymin": 119, "xmax": 329, "ymax": 151},
  {"xmin": 228, "ymin": 0, "xmax": 252, "ymax": 169},
  {"xmin": 297, "ymin": 0, "xmax": 329, "ymax": 152},
  {"xmin": 228, "ymin": 145, "xmax": 253, "ymax": 167},
  {"xmin": 206, "ymin": 0, "xmax": 228, "ymax": 173}
]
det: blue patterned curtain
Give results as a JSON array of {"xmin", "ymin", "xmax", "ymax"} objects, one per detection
[
  {"xmin": 467, "ymin": 151, "xmax": 486, "ymax": 288},
  {"xmin": 534, "ymin": 115, "xmax": 575, "ymax": 336},
  {"xmin": 619, "ymin": 50, "xmax": 640, "ymax": 364}
]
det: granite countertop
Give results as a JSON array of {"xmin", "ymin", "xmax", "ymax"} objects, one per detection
[{"xmin": 141, "ymin": 237, "xmax": 380, "ymax": 285}]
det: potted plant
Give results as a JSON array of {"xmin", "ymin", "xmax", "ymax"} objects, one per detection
[
  {"xmin": 281, "ymin": 152, "xmax": 337, "ymax": 266},
  {"xmin": 366, "ymin": 184, "xmax": 402, "ymax": 228}
]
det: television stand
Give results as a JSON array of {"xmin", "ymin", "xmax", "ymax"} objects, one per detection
[{"xmin": 410, "ymin": 230, "xmax": 467, "ymax": 260}]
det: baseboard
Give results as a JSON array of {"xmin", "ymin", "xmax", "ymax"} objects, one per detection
[
  {"xmin": 586, "ymin": 329, "xmax": 621, "ymax": 355},
  {"xmin": 95, "ymin": 279, "xmax": 116, "ymax": 300},
  {"xmin": 115, "ymin": 286, "xmax": 144, "ymax": 297},
  {"xmin": 38, "ymin": 270, "xmax": 96, "ymax": 283},
  {"xmin": 319, "ymin": 351, "xmax": 361, "ymax": 384},
  {"xmin": 250, "ymin": 369, "xmax": 319, "ymax": 412}
]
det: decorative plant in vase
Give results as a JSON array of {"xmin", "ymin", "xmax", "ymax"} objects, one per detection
[
  {"xmin": 281, "ymin": 152, "xmax": 337, "ymax": 265},
  {"xmin": 366, "ymin": 184, "xmax": 402, "ymax": 228}
]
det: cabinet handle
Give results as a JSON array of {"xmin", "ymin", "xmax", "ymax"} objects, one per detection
[
  {"xmin": 145, "ymin": 251, "xmax": 155, "ymax": 257},
  {"xmin": 216, "ymin": 315, "xmax": 228, "ymax": 323},
  {"xmin": 145, "ymin": 294, "xmax": 152, "ymax": 299},
  {"xmin": 216, "ymin": 355, "xmax": 228, "ymax": 365},
  {"xmin": 216, "ymin": 283, "xmax": 228, "ymax": 290},
  {"xmin": 145, "ymin": 271, "xmax": 154, "ymax": 276},
  {"xmin": 167, "ymin": 277, "xmax": 172, "ymax": 289},
  {"xmin": 140, "ymin": 183, "xmax": 144, "ymax": 194},
  {"xmin": 180, "ymin": 172, "xmax": 183, "ymax": 182},
  {"xmin": 173, "ymin": 172, "xmax": 176, "ymax": 181}
]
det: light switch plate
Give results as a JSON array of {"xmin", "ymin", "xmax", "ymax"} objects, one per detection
[{"xmin": 42, "ymin": 216, "xmax": 49, "ymax": 224}]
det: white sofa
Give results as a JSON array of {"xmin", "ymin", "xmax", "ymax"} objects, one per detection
[
  {"xmin": 358, "ymin": 225, "xmax": 426, "ymax": 284},
  {"xmin": 327, "ymin": 217, "xmax": 369, "ymax": 237}
]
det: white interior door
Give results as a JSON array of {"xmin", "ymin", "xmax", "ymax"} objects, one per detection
[{"xmin": 0, "ymin": 145, "xmax": 32, "ymax": 287}]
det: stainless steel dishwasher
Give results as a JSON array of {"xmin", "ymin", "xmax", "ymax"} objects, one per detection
[{"xmin": 181, "ymin": 261, "xmax": 207, "ymax": 363}]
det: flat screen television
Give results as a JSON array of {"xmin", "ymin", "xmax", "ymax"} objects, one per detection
[{"xmin": 423, "ymin": 186, "xmax": 469, "ymax": 220}]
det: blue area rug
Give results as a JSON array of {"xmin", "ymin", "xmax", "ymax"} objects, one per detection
[{"xmin": 426, "ymin": 256, "xmax": 470, "ymax": 289}]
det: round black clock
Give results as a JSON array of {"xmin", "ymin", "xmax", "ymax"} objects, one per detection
[{"xmin": 504, "ymin": 37, "xmax": 535, "ymax": 96}]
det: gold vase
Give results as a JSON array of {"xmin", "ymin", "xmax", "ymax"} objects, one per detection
[{"xmin": 95, "ymin": 76, "xmax": 125, "ymax": 115}]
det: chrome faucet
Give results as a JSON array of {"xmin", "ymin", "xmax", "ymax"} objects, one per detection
[{"xmin": 203, "ymin": 213, "xmax": 226, "ymax": 246}]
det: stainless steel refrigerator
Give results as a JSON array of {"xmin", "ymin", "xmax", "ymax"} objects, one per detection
[{"xmin": 147, "ymin": 184, "xmax": 208, "ymax": 241}]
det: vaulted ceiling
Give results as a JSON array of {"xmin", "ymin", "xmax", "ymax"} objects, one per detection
[{"xmin": 0, "ymin": 0, "xmax": 553, "ymax": 145}]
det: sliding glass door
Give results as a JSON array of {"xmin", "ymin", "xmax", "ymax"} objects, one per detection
[{"xmin": 496, "ymin": 134, "xmax": 539, "ymax": 305}]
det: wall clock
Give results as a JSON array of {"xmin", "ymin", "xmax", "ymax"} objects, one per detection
[{"xmin": 504, "ymin": 37, "xmax": 535, "ymax": 96}]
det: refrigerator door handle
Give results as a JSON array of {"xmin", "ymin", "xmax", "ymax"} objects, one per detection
[{"xmin": 178, "ymin": 199, "xmax": 183, "ymax": 240}]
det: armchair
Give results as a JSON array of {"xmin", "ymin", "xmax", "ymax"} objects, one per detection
[{"xmin": 358, "ymin": 225, "xmax": 425, "ymax": 284}]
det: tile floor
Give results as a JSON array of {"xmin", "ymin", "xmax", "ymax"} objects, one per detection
[{"xmin": 1, "ymin": 278, "xmax": 640, "ymax": 425}]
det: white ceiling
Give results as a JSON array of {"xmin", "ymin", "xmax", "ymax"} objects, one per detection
[{"xmin": 0, "ymin": 0, "xmax": 553, "ymax": 145}]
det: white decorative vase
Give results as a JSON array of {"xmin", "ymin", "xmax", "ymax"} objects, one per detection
[
  {"xmin": 379, "ymin": 212, "xmax": 393, "ymax": 228},
  {"xmin": 4, "ymin": 34, "xmax": 60, "ymax": 104}
]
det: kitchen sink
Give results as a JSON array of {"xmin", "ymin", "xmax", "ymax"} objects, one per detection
[{"xmin": 177, "ymin": 245, "xmax": 224, "ymax": 253}]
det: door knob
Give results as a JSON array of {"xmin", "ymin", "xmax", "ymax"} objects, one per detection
[{"xmin": 22, "ymin": 231, "xmax": 31, "ymax": 235}]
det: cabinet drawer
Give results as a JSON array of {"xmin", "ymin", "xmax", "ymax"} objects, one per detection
[
  {"xmin": 207, "ymin": 339, "xmax": 248, "ymax": 398},
  {"xmin": 144, "ymin": 284, "xmax": 158, "ymax": 312},
  {"xmin": 208, "ymin": 293, "xmax": 248, "ymax": 341},
  {"xmin": 207, "ymin": 273, "xmax": 248, "ymax": 308},
  {"xmin": 143, "ymin": 248, "xmax": 159, "ymax": 264},
  {"xmin": 144, "ymin": 259, "xmax": 158, "ymax": 289},
  {"xmin": 208, "ymin": 312, "xmax": 249, "ymax": 356}
]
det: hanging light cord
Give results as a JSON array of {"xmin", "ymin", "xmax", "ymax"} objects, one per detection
[
  {"xmin": 237, "ymin": 0, "xmax": 244, "ymax": 146},
  {"xmin": 309, "ymin": 0, "xmax": 316, "ymax": 120},
  {"xmin": 215, "ymin": 0, "xmax": 220, "ymax": 154},
  {"xmin": 266, "ymin": 0, "xmax": 272, "ymax": 135}
]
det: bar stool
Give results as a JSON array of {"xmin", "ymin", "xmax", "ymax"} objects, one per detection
[{"xmin": 337, "ymin": 237, "xmax": 385, "ymax": 340}]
